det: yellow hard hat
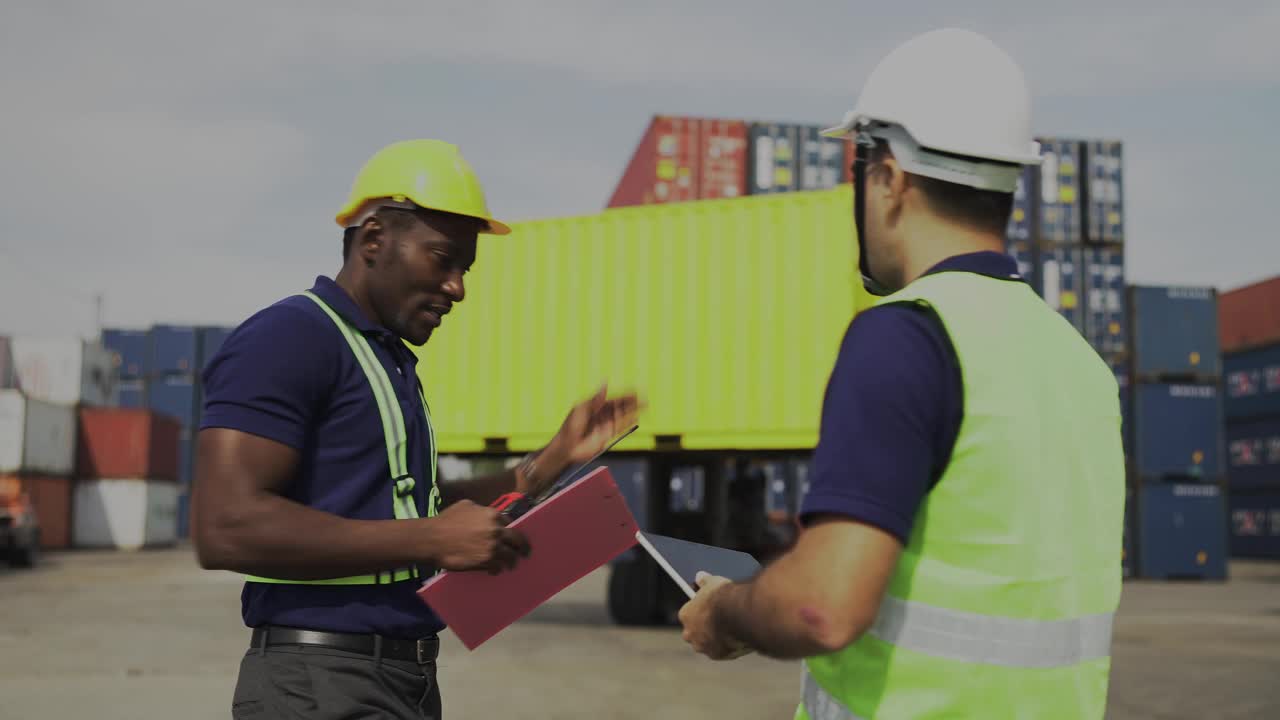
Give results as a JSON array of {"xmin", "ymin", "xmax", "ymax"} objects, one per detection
[{"xmin": 335, "ymin": 139, "xmax": 511, "ymax": 235}]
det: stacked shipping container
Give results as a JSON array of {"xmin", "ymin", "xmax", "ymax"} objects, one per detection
[
  {"xmin": 1125, "ymin": 286, "xmax": 1228, "ymax": 579},
  {"xmin": 102, "ymin": 324, "xmax": 236, "ymax": 539},
  {"xmin": 607, "ymin": 115, "xmax": 849, "ymax": 209},
  {"xmin": 1219, "ymin": 275, "xmax": 1280, "ymax": 559}
]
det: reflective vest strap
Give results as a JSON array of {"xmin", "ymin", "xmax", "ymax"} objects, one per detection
[
  {"xmin": 869, "ymin": 596, "xmax": 1115, "ymax": 669},
  {"xmin": 417, "ymin": 391, "xmax": 440, "ymax": 518},
  {"xmin": 801, "ymin": 668, "xmax": 865, "ymax": 720},
  {"xmin": 300, "ymin": 291, "xmax": 418, "ymax": 523}
]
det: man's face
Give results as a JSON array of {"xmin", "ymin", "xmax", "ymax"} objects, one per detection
[{"xmin": 366, "ymin": 209, "xmax": 480, "ymax": 346}]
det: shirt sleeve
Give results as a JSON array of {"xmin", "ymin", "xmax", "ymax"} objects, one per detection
[
  {"xmin": 798, "ymin": 303, "xmax": 960, "ymax": 544},
  {"xmin": 199, "ymin": 303, "xmax": 339, "ymax": 450}
]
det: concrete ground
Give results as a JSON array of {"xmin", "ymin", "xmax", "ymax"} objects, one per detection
[{"xmin": 0, "ymin": 547, "xmax": 1277, "ymax": 719}]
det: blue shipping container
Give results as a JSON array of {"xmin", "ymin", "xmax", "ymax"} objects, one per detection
[
  {"xmin": 1226, "ymin": 417, "xmax": 1280, "ymax": 491},
  {"xmin": 151, "ymin": 325, "xmax": 200, "ymax": 374},
  {"xmin": 197, "ymin": 326, "xmax": 236, "ymax": 372},
  {"xmin": 1005, "ymin": 166, "xmax": 1034, "ymax": 244},
  {"xmin": 1084, "ymin": 247, "xmax": 1126, "ymax": 354},
  {"xmin": 1123, "ymin": 484, "xmax": 1135, "ymax": 578},
  {"xmin": 797, "ymin": 126, "xmax": 846, "ymax": 191},
  {"xmin": 1036, "ymin": 138, "xmax": 1084, "ymax": 244},
  {"xmin": 1129, "ymin": 286, "xmax": 1221, "ymax": 378},
  {"xmin": 747, "ymin": 123, "xmax": 800, "ymax": 195},
  {"xmin": 1104, "ymin": 354, "xmax": 1132, "ymax": 455},
  {"xmin": 669, "ymin": 465, "xmax": 706, "ymax": 513},
  {"xmin": 1229, "ymin": 492, "xmax": 1280, "ymax": 559},
  {"xmin": 146, "ymin": 374, "xmax": 199, "ymax": 430},
  {"xmin": 1138, "ymin": 483, "xmax": 1228, "ymax": 579},
  {"xmin": 102, "ymin": 329, "xmax": 151, "ymax": 379},
  {"xmin": 1084, "ymin": 140, "xmax": 1124, "ymax": 244},
  {"xmin": 117, "ymin": 379, "xmax": 146, "ymax": 409},
  {"xmin": 1036, "ymin": 245, "xmax": 1084, "ymax": 333},
  {"xmin": 1224, "ymin": 343, "xmax": 1280, "ymax": 420},
  {"xmin": 1133, "ymin": 383, "xmax": 1223, "ymax": 480}
]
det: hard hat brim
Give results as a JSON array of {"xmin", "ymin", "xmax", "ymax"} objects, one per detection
[{"xmin": 335, "ymin": 199, "xmax": 512, "ymax": 236}]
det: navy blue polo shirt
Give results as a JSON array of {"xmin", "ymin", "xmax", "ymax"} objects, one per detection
[
  {"xmin": 799, "ymin": 251, "xmax": 1023, "ymax": 543},
  {"xmin": 200, "ymin": 276, "xmax": 444, "ymax": 639}
]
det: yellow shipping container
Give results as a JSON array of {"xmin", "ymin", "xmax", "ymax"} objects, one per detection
[{"xmin": 413, "ymin": 184, "xmax": 876, "ymax": 454}]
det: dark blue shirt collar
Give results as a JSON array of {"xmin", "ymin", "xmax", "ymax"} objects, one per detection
[
  {"xmin": 309, "ymin": 276, "xmax": 394, "ymax": 340},
  {"xmin": 921, "ymin": 251, "xmax": 1021, "ymax": 282}
]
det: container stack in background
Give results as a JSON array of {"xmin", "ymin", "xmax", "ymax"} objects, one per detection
[
  {"xmin": 0, "ymin": 337, "xmax": 123, "ymax": 557},
  {"xmin": 606, "ymin": 115, "xmax": 851, "ymax": 209},
  {"xmin": 1126, "ymin": 286, "xmax": 1229, "ymax": 579},
  {"xmin": 1218, "ymin": 276, "xmax": 1280, "ymax": 560},
  {"xmin": 102, "ymin": 324, "xmax": 236, "ymax": 539}
]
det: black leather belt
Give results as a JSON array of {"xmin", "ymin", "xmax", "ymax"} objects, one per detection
[{"xmin": 251, "ymin": 625, "xmax": 440, "ymax": 664}]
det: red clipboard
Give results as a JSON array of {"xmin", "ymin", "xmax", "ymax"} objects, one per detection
[{"xmin": 416, "ymin": 466, "xmax": 639, "ymax": 650}]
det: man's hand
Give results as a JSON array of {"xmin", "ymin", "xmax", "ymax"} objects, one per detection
[
  {"xmin": 519, "ymin": 385, "xmax": 643, "ymax": 496},
  {"xmin": 426, "ymin": 500, "xmax": 530, "ymax": 574},
  {"xmin": 678, "ymin": 572, "xmax": 754, "ymax": 661}
]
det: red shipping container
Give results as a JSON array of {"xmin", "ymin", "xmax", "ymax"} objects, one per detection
[
  {"xmin": 1, "ymin": 474, "xmax": 72, "ymax": 549},
  {"xmin": 76, "ymin": 408, "xmax": 182, "ymax": 482},
  {"xmin": 607, "ymin": 116, "xmax": 747, "ymax": 208},
  {"xmin": 1220, "ymin": 276, "xmax": 1280, "ymax": 354}
]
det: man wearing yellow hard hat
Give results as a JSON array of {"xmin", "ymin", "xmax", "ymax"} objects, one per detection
[{"xmin": 191, "ymin": 139, "xmax": 639, "ymax": 718}]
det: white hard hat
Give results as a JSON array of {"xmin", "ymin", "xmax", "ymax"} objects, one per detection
[{"xmin": 823, "ymin": 28, "xmax": 1042, "ymax": 192}]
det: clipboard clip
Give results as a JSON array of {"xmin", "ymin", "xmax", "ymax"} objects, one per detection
[{"xmin": 491, "ymin": 424, "xmax": 638, "ymax": 520}]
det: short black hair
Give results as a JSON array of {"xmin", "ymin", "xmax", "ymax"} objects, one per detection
[
  {"xmin": 341, "ymin": 207, "xmax": 421, "ymax": 260},
  {"xmin": 868, "ymin": 141, "xmax": 1014, "ymax": 236}
]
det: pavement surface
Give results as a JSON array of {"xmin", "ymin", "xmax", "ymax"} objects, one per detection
[{"xmin": 1, "ymin": 547, "xmax": 1277, "ymax": 719}]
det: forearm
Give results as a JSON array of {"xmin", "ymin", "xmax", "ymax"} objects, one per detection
[
  {"xmin": 196, "ymin": 491, "xmax": 439, "ymax": 579},
  {"xmin": 713, "ymin": 579, "xmax": 838, "ymax": 660}
]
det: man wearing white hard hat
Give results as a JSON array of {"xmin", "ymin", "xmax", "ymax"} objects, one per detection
[{"xmin": 677, "ymin": 28, "xmax": 1124, "ymax": 718}]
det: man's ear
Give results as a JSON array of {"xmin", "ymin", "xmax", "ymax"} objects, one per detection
[{"xmin": 357, "ymin": 218, "xmax": 385, "ymax": 268}]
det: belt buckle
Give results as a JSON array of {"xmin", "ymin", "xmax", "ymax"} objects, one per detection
[{"xmin": 415, "ymin": 637, "xmax": 435, "ymax": 664}]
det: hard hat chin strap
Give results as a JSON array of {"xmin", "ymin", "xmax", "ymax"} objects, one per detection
[{"xmin": 853, "ymin": 133, "xmax": 894, "ymax": 297}]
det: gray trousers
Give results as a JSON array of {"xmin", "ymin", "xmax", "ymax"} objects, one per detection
[{"xmin": 231, "ymin": 644, "xmax": 442, "ymax": 719}]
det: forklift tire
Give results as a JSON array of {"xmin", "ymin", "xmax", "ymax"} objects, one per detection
[{"xmin": 607, "ymin": 556, "xmax": 661, "ymax": 626}]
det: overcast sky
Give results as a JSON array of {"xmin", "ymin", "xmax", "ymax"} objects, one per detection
[{"xmin": 1, "ymin": 1, "xmax": 1277, "ymax": 339}]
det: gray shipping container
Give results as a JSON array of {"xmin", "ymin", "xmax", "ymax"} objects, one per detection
[
  {"xmin": 1036, "ymin": 138, "xmax": 1084, "ymax": 244},
  {"xmin": 1084, "ymin": 246, "xmax": 1127, "ymax": 354},
  {"xmin": 747, "ymin": 123, "xmax": 800, "ymax": 194},
  {"xmin": 796, "ymin": 126, "xmax": 847, "ymax": 191},
  {"xmin": 1005, "ymin": 166, "xmax": 1035, "ymax": 243},
  {"xmin": 1084, "ymin": 140, "xmax": 1124, "ymax": 244},
  {"xmin": 1037, "ymin": 244, "xmax": 1085, "ymax": 334}
]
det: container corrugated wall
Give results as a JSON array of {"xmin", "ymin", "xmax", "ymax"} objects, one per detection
[
  {"xmin": 1129, "ymin": 286, "xmax": 1221, "ymax": 379},
  {"xmin": 1218, "ymin": 276, "xmax": 1280, "ymax": 354},
  {"xmin": 1036, "ymin": 138, "xmax": 1084, "ymax": 244},
  {"xmin": 747, "ymin": 123, "xmax": 801, "ymax": 194},
  {"xmin": 1229, "ymin": 492, "xmax": 1280, "ymax": 559},
  {"xmin": 796, "ymin": 126, "xmax": 849, "ymax": 191},
  {"xmin": 8, "ymin": 338, "xmax": 120, "ymax": 407},
  {"xmin": 1036, "ymin": 245, "xmax": 1084, "ymax": 333},
  {"xmin": 608, "ymin": 116, "xmax": 747, "ymax": 208},
  {"xmin": 76, "ymin": 408, "xmax": 182, "ymax": 481},
  {"xmin": 72, "ymin": 479, "xmax": 178, "ymax": 550},
  {"xmin": 150, "ymin": 325, "xmax": 199, "ymax": 375},
  {"xmin": 1137, "ymin": 483, "xmax": 1228, "ymax": 579},
  {"xmin": 1132, "ymin": 383, "xmax": 1224, "ymax": 481},
  {"xmin": 1226, "ymin": 417, "xmax": 1280, "ymax": 491},
  {"xmin": 0, "ymin": 391, "xmax": 75, "ymax": 476},
  {"xmin": 1084, "ymin": 140, "xmax": 1124, "ymax": 244},
  {"xmin": 102, "ymin": 329, "xmax": 150, "ymax": 379},
  {"xmin": 414, "ymin": 186, "xmax": 873, "ymax": 453},
  {"xmin": 1224, "ymin": 342, "xmax": 1280, "ymax": 420},
  {"xmin": 1084, "ymin": 247, "xmax": 1126, "ymax": 354}
]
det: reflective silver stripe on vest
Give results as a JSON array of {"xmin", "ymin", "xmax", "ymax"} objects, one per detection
[
  {"xmin": 802, "ymin": 669, "xmax": 865, "ymax": 720},
  {"xmin": 869, "ymin": 596, "xmax": 1114, "ymax": 668}
]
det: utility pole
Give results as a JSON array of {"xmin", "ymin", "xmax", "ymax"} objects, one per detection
[{"xmin": 94, "ymin": 293, "xmax": 103, "ymax": 341}]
